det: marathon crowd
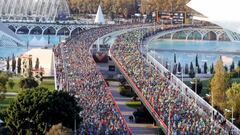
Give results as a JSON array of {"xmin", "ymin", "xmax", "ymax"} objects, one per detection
[
  {"xmin": 111, "ymin": 29, "xmax": 237, "ymax": 135},
  {"xmin": 53, "ymin": 25, "xmax": 133, "ymax": 134}
]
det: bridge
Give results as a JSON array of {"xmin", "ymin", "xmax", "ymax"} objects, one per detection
[
  {"xmin": 53, "ymin": 24, "xmax": 240, "ymax": 134},
  {"xmin": 146, "ymin": 26, "xmax": 240, "ymax": 42},
  {"xmin": 4, "ymin": 22, "xmax": 98, "ymax": 36}
]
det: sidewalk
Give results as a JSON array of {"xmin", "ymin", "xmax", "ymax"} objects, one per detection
[
  {"xmin": 3, "ymin": 92, "xmax": 18, "ymax": 96},
  {"xmin": 108, "ymin": 81, "xmax": 159, "ymax": 135}
]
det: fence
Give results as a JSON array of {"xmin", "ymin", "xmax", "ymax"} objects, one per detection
[{"xmin": 147, "ymin": 53, "xmax": 240, "ymax": 135}]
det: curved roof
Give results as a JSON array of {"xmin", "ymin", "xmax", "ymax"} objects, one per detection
[
  {"xmin": 187, "ymin": 0, "xmax": 240, "ymax": 34},
  {"xmin": 0, "ymin": 0, "xmax": 70, "ymax": 22},
  {"xmin": 0, "ymin": 22, "xmax": 25, "ymax": 46}
]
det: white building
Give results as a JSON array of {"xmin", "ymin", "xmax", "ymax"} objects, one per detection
[{"xmin": 187, "ymin": 0, "xmax": 240, "ymax": 41}]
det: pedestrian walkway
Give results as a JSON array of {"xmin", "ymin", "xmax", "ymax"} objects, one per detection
[
  {"xmin": 108, "ymin": 81, "xmax": 159, "ymax": 135},
  {"xmin": 3, "ymin": 92, "xmax": 18, "ymax": 96}
]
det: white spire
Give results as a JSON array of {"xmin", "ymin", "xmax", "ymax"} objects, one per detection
[{"xmin": 94, "ymin": 5, "xmax": 105, "ymax": 24}]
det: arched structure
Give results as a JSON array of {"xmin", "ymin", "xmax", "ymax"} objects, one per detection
[
  {"xmin": 187, "ymin": 31, "xmax": 202, "ymax": 40},
  {"xmin": 57, "ymin": 27, "xmax": 70, "ymax": 35},
  {"xmin": 30, "ymin": 26, "xmax": 42, "ymax": 35},
  {"xmin": 4, "ymin": 22, "xmax": 97, "ymax": 36},
  {"xmin": 203, "ymin": 31, "xmax": 217, "ymax": 40},
  {"xmin": 0, "ymin": 0, "xmax": 70, "ymax": 22},
  {"xmin": 149, "ymin": 27, "xmax": 234, "ymax": 42},
  {"xmin": 0, "ymin": 22, "xmax": 25, "ymax": 47}
]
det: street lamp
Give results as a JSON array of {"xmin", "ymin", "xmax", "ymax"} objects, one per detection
[{"xmin": 225, "ymin": 107, "xmax": 234, "ymax": 124}]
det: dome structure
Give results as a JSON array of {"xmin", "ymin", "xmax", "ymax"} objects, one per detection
[{"xmin": 0, "ymin": 0, "xmax": 70, "ymax": 22}]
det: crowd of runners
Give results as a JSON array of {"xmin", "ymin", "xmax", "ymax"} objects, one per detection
[
  {"xmin": 54, "ymin": 25, "xmax": 132, "ymax": 134},
  {"xmin": 110, "ymin": 30, "xmax": 237, "ymax": 135},
  {"xmin": 53, "ymin": 23, "xmax": 238, "ymax": 135}
]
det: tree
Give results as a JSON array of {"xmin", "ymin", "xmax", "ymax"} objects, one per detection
[
  {"xmin": 8, "ymin": 79, "xmax": 15, "ymax": 90},
  {"xmin": 210, "ymin": 59, "xmax": 229, "ymax": 109},
  {"xmin": 238, "ymin": 60, "xmax": 240, "ymax": 68},
  {"xmin": 189, "ymin": 62, "xmax": 195, "ymax": 78},
  {"xmin": 19, "ymin": 77, "xmax": 39, "ymax": 89},
  {"xmin": 224, "ymin": 65, "xmax": 228, "ymax": 72},
  {"xmin": 174, "ymin": 53, "xmax": 177, "ymax": 63},
  {"xmin": 177, "ymin": 62, "xmax": 181, "ymax": 73},
  {"xmin": 35, "ymin": 58, "xmax": 40, "ymax": 70},
  {"xmin": 47, "ymin": 123, "xmax": 71, "ymax": 135},
  {"xmin": 204, "ymin": 62, "xmax": 208, "ymax": 74},
  {"xmin": 195, "ymin": 54, "xmax": 199, "ymax": 67},
  {"xmin": 230, "ymin": 61, "xmax": 235, "ymax": 72},
  {"xmin": 0, "ymin": 72, "xmax": 8, "ymax": 100},
  {"xmin": 11, "ymin": 54, "xmax": 16, "ymax": 72},
  {"xmin": 0, "ymin": 74, "xmax": 9, "ymax": 86},
  {"xmin": 5, "ymin": 87, "xmax": 82, "ymax": 135},
  {"xmin": 6, "ymin": 56, "xmax": 10, "ymax": 71},
  {"xmin": 17, "ymin": 57, "xmax": 22, "ymax": 74},
  {"xmin": 185, "ymin": 64, "xmax": 189, "ymax": 74},
  {"xmin": 173, "ymin": 64, "xmax": 177, "ymax": 74},
  {"xmin": 197, "ymin": 67, "xmax": 201, "ymax": 74},
  {"xmin": 210, "ymin": 63, "xmax": 214, "ymax": 74},
  {"xmin": 225, "ymin": 83, "xmax": 240, "ymax": 124},
  {"xmin": 0, "ymin": 84, "xmax": 7, "ymax": 100},
  {"xmin": 28, "ymin": 57, "xmax": 33, "ymax": 77}
]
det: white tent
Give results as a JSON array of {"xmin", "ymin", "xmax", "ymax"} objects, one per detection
[
  {"xmin": 94, "ymin": 5, "xmax": 105, "ymax": 24},
  {"xmin": 187, "ymin": 0, "xmax": 240, "ymax": 34}
]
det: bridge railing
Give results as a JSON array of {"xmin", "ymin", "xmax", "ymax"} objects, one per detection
[{"xmin": 147, "ymin": 53, "xmax": 240, "ymax": 135}]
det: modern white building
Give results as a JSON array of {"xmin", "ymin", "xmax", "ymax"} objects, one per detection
[
  {"xmin": 187, "ymin": 0, "xmax": 240, "ymax": 41},
  {"xmin": 0, "ymin": 0, "xmax": 70, "ymax": 22},
  {"xmin": 0, "ymin": 22, "xmax": 25, "ymax": 47}
]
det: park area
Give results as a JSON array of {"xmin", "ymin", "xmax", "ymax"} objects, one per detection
[{"xmin": 0, "ymin": 74, "xmax": 55, "ymax": 111}]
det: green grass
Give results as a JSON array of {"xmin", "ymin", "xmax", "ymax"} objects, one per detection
[
  {"xmin": 126, "ymin": 101, "xmax": 141, "ymax": 109},
  {"xmin": 0, "ymin": 96, "xmax": 15, "ymax": 110},
  {"xmin": 39, "ymin": 78, "xmax": 55, "ymax": 91},
  {"xmin": 6, "ymin": 76, "xmax": 22, "ymax": 93},
  {"xmin": 5, "ymin": 77, "xmax": 55, "ymax": 93}
]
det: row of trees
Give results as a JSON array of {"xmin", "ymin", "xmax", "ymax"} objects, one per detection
[
  {"xmin": 210, "ymin": 59, "xmax": 240, "ymax": 126},
  {"xmin": 68, "ymin": 0, "xmax": 191, "ymax": 19},
  {"xmin": 141, "ymin": 0, "xmax": 191, "ymax": 15},
  {"xmin": 69, "ymin": 0, "xmax": 136, "ymax": 18},
  {"xmin": 6, "ymin": 54, "xmax": 40, "ymax": 76},
  {"xmin": 171, "ymin": 54, "xmax": 240, "ymax": 78}
]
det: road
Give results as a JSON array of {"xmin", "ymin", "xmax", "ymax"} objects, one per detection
[{"xmin": 108, "ymin": 81, "xmax": 159, "ymax": 135}]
